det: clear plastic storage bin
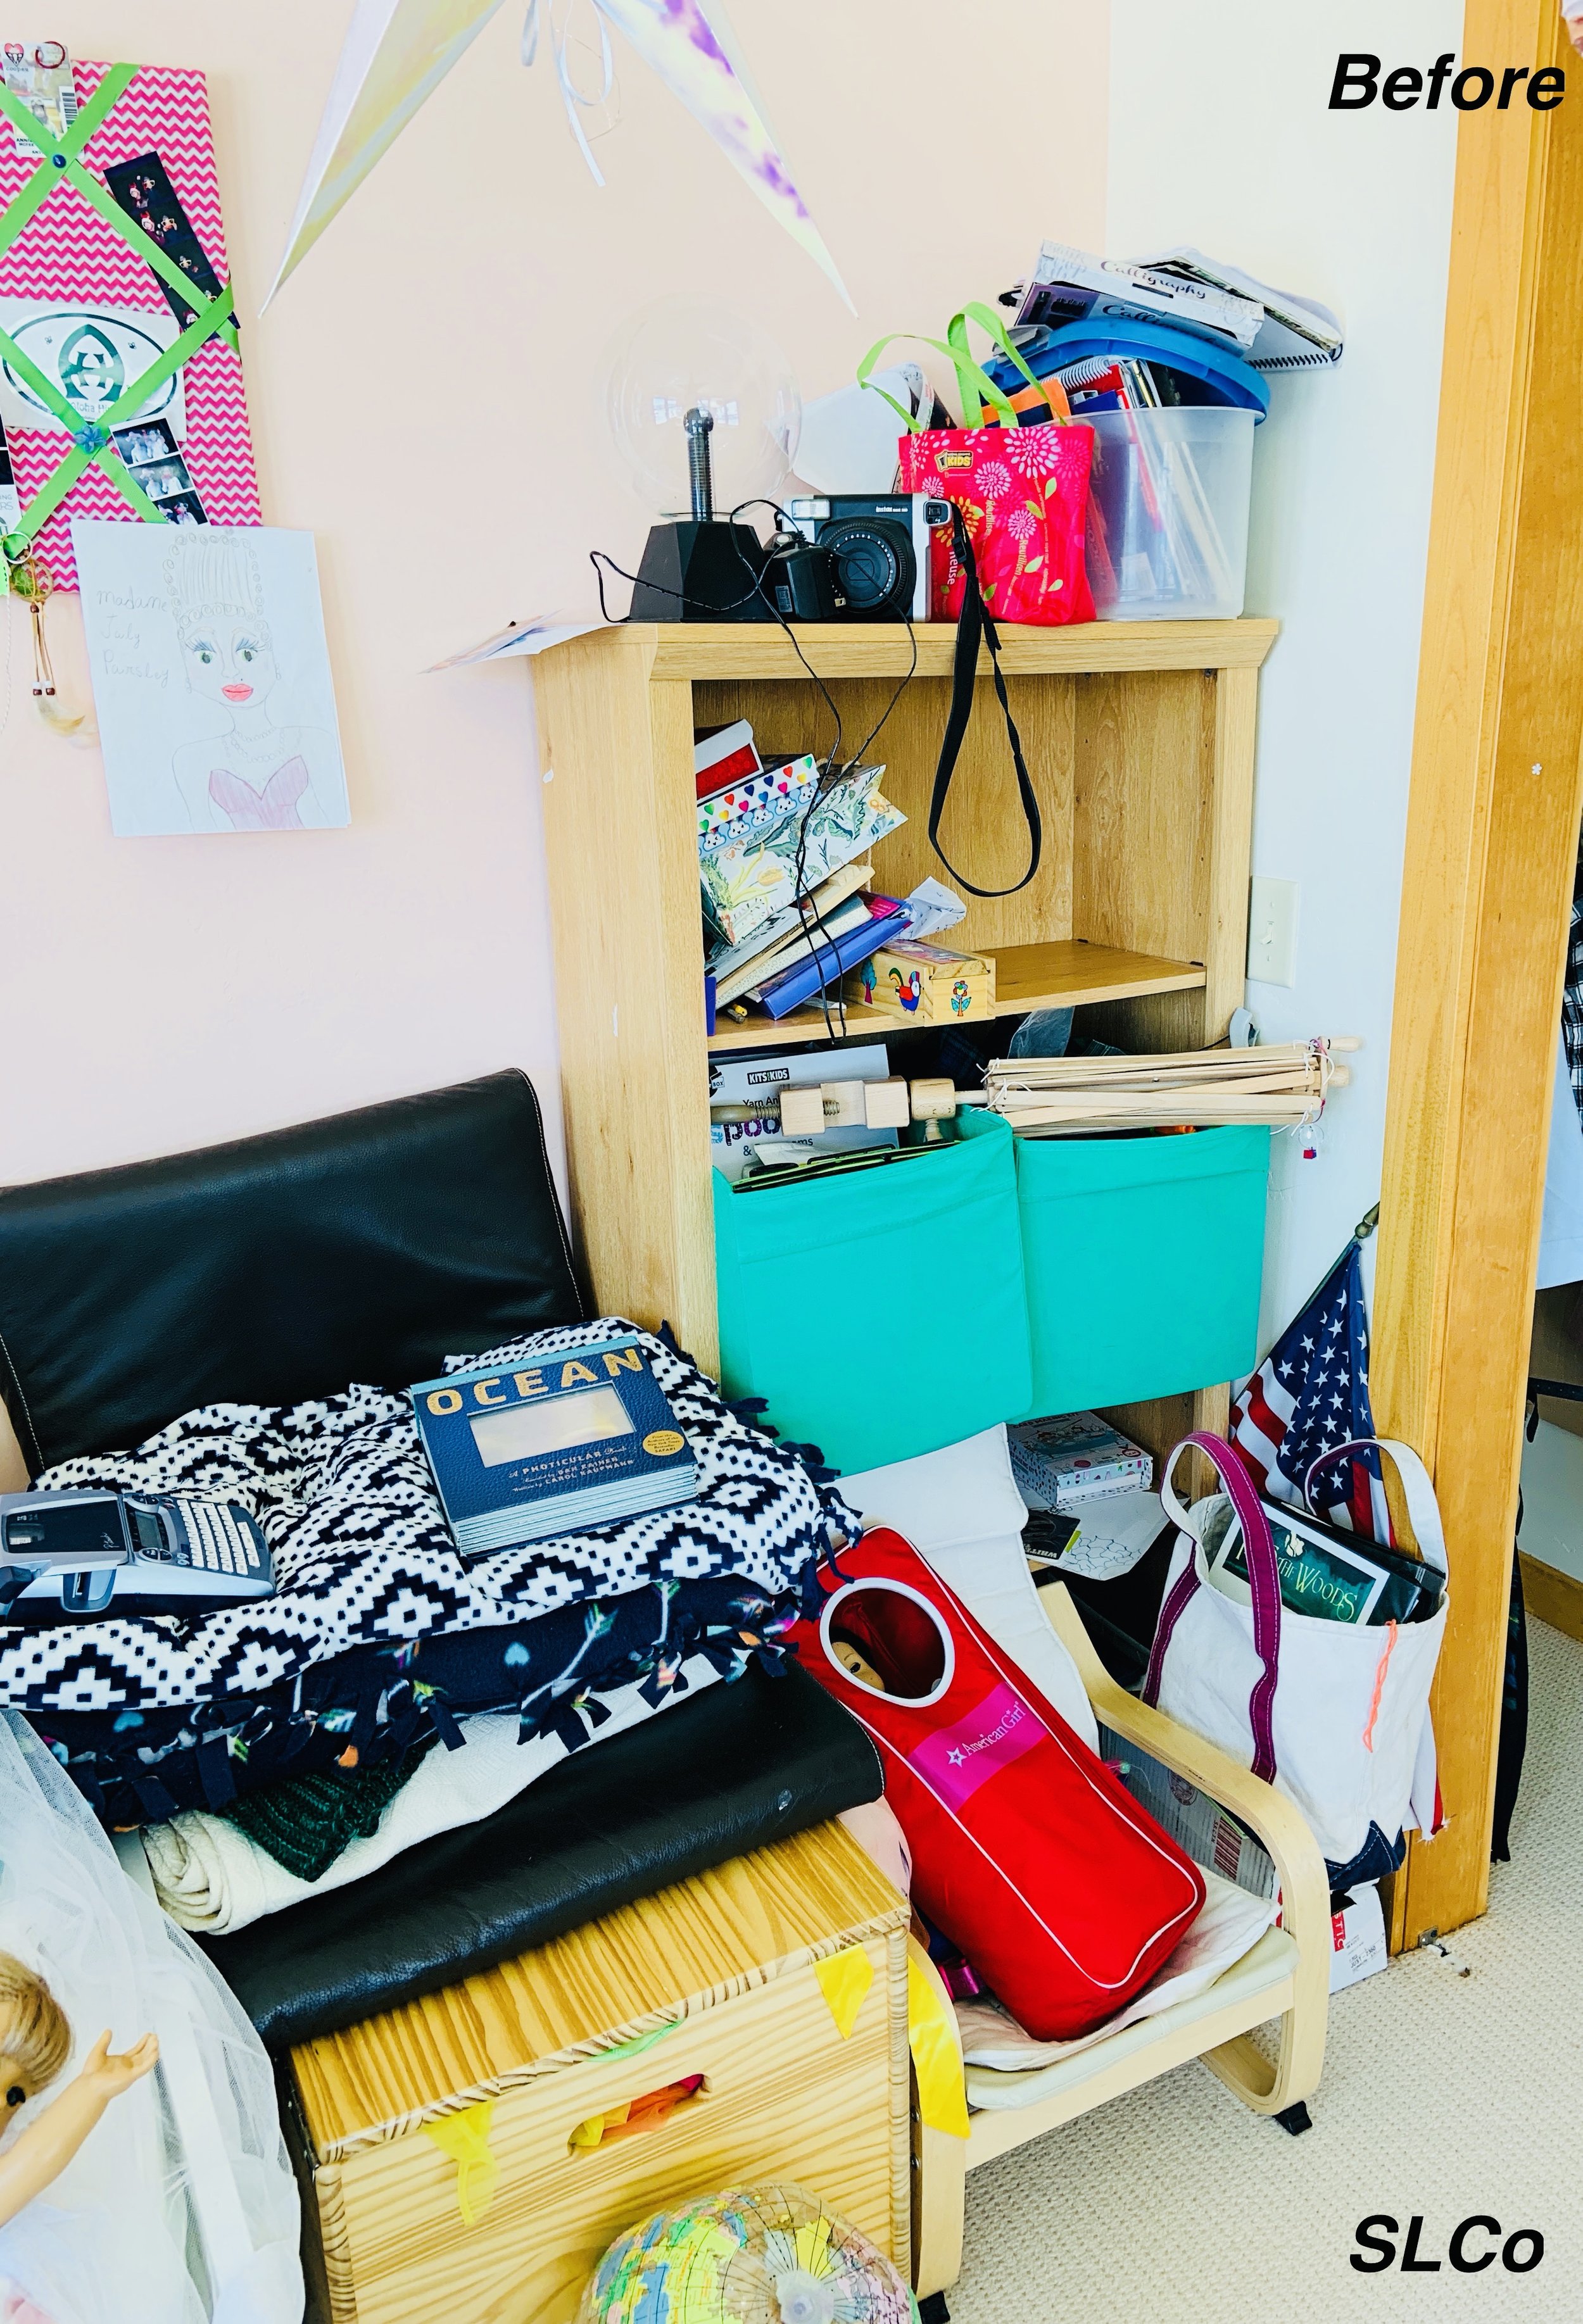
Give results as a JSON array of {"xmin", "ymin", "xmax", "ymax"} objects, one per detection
[{"xmin": 1082, "ymin": 408, "xmax": 1256, "ymax": 620}]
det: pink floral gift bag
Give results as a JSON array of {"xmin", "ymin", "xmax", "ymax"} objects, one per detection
[{"xmin": 861, "ymin": 305, "xmax": 1096, "ymax": 627}]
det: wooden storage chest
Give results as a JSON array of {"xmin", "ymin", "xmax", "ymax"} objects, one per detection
[{"xmin": 287, "ymin": 1821, "xmax": 911, "ymax": 2324}]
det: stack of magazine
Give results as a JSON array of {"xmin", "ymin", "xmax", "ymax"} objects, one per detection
[
  {"xmin": 1009, "ymin": 241, "xmax": 1344, "ymax": 372},
  {"xmin": 410, "ymin": 1335, "xmax": 698, "ymax": 1559}
]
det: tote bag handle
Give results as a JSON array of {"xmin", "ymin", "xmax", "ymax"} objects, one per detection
[
  {"xmin": 1301, "ymin": 1437, "xmax": 1448, "ymax": 1578},
  {"xmin": 945, "ymin": 302, "xmax": 1062, "ymax": 426},
  {"xmin": 855, "ymin": 311, "xmax": 1066, "ymax": 433},
  {"xmin": 856, "ymin": 327, "xmax": 1024, "ymax": 433},
  {"xmin": 928, "ymin": 503, "xmax": 1042, "ymax": 898},
  {"xmin": 1144, "ymin": 1433, "xmax": 1283, "ymax": 1784}
]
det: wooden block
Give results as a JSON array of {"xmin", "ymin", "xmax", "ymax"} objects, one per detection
[
  {"xmin": 863, "ymin": 1077, "xmax": 911, "ymax": 1130},
  {"xmin": 778, "ymin": 1086, "xmax": 826, "ymax": 1137},
  {"xmin": 818, "ymin": 1079, "xmax": 867, "ymax": 1128},
  {"xmin": 910, "ymin": 1078, "xmax": 957, "ymax": 1121}
]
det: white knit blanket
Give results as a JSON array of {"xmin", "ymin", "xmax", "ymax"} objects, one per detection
[{"xmin": 127, "ymin": 1654, "xmax": 719, "ymax": 1935}]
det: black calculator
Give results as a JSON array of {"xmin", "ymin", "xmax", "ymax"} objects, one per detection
[{"xmin": 0, "ymin": 1490, "xmax": 275, "ymax": 1622}]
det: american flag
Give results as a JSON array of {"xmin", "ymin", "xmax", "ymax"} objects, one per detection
[{"xmin": 1231, "ymin": 1242, "xmax": 1390, "ymax": 1542}]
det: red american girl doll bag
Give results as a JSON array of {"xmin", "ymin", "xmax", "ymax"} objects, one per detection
[{"xmin": 792, "ymin": 1528, "xmax": 1204, "ymax": 2041}]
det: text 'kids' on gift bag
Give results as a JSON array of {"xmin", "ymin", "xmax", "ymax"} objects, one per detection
[{"xmin": 858, "ymin": 303, "xmax": 1095, "ymax": 628}]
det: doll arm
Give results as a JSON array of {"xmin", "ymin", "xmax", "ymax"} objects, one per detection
[{"xmin": 0, "ymin": 2032, "xmax": 158, "ymax": 2228}]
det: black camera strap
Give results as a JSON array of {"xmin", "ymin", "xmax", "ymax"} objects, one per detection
[{"xmin": 927, "ymin": 503, "xmax": 1042, "ymax": 898}]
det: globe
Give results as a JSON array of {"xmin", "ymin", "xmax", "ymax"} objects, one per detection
[
  {"xmin": 604, "ymin": 299, "xmax": 801, "ymax": 520},
  {"xmin": 577, "ymin": 2182, "xmax": 913, "ymax": 2324}
]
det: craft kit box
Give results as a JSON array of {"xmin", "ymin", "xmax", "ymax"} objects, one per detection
[
  {"xmin": 843, "ymin": 939, "xmax": 995, "ymax": 1025},
  {"xmin": 287, "ymin": 1823, "xmax": 910, "ymax": 2324}
]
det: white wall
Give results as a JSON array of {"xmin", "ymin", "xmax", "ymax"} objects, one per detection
[{"xmin": 1107, "ymin": 0, "xmax": 1461, "ymax": 1342}]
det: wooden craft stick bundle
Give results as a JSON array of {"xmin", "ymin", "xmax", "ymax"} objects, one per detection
[{"xmin": 986, "ymin": 1039, "xmax": 1357, "ymax": 1133}]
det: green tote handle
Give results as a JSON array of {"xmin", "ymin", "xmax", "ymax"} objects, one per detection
[
  {"xmin": 947, "ymin": 301, "xmax": 1062, "ymax": 424},
  {"xmin": 855, "ymin": 329, "xmax": 1022, "ymax": 433}
]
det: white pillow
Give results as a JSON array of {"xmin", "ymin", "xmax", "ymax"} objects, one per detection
[{"xmin": 840, "ymin": 1426, "xmax": 1099, "ymax": 1749}]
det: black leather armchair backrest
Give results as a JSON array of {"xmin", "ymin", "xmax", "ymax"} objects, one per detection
[{"xmin": 0, "ymin": 1070, "xmax": 586, "ymax": 1474}]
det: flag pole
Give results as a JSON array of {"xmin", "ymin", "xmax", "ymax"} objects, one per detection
[{"xmin": 1249, "ymin": 1200, "xmax": 1381, "ymax": 1376}]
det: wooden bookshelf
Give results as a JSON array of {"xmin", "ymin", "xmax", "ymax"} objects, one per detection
[{"xmin": 529, "ymin": 619, "xmax": 1277, "ymax": 1374}]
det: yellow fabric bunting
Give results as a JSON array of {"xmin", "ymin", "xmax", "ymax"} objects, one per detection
[
  {"xmin": 422, "ymin": 2099, "xmax": 499, "ymax": 2226},
  {"xmin": 907, "ymin": 1948, "xmax": 969, "ymax": 2140},
  {"xmin": 813, "ymin": 1943, "xmax": 874, "ymax": 2040}
]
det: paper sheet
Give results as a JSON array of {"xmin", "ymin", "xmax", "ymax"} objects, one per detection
[
  {"xmin": 1045, "ymin": 1484, "xmax": 1170, "ymax": 1583},
  {"xmin": 426, "ymin": 613, "xmax": 602, "ymax": 669},
  {"xmin": 74, "ymin": 519, "xmax": 351, "ymax": 837}
]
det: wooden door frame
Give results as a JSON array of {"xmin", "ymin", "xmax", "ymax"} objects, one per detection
[{"xmin": 1375, "ymin": 0, "xmax": 1583, "ymax": 1941}]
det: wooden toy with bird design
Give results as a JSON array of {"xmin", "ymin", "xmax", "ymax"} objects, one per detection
[{"xmin": 843, "ymin": 938, "xmax": 995, "ymax": 1024}]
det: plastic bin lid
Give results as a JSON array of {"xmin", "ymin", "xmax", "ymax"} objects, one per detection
[{"xmin": 990, "ymin": 316, "xmax": 1269, "ymax": 422}]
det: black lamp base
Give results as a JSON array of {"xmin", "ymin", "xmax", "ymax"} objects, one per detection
[{"xmin": 626, "ymin": 519, "xmax": 773, "ymax": 622}]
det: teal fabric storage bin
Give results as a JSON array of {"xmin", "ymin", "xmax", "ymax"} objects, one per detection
[
  {"xmin": 714, "ymin": 1109, "xmax": 1031, "ymax": 1474},
  {"xmin": 1016, "ymin": 1125, "xmax": 1270, "ymax": 1416}
]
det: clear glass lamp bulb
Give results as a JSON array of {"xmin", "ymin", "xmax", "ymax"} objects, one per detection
[{"xmin": 604, "ymin": 298, "xmax": 801, "ymax": 520}]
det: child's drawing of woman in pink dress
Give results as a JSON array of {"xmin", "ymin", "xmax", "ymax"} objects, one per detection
[{"xmin": 165, "ymin": 534, "xmax": 346, "ymax": 832}]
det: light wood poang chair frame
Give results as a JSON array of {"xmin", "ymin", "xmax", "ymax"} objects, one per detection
[{"xmin": 912, "ymin": 1581, "xmax": 1330, "ymax": 2301}]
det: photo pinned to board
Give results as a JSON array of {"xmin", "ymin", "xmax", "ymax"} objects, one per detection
[
  {"xmin": 108, "ymin": 417, "xmax": 208, "ymax": 523},
  {"xmin": 0, "ymin": 411, "xmax": 18, "ymax": 534},
  {"xmin": 0, "ymin": 37, "xmax": 78, "ymax": 154},
  {"xmin": 0, "ymin": 299, "xmax": 188, "ymax": 436},
  {"xmin": 72, "ymin": 520, "xmax": 351, "ymax": 836}
]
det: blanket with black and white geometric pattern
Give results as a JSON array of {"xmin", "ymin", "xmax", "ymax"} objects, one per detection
[{"xmin": 1, "ymin": 1322, "xmax": 852, "ymax": 1716}]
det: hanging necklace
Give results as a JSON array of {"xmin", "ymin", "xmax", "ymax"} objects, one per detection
[{"xmin": 7, "ymin": 548, "xmax": 89, "ymax": 738}]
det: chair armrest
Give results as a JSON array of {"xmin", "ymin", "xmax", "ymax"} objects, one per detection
[
  {"xmin": 1040, "ymin": 1578, "xmax": 1330, "ymax": 2117},
  {"xmin": 907, "ymin": 1937, "xmax": 966, "ymax": 2297},
  {"xmin": 1038, "ymin": 1580, "xmax": 1330, "ymax": 1956}
]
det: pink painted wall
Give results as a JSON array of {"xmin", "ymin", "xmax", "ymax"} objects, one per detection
[{"xmin": 0, "ymin": 0, "xmax": 1107, "ymax": 1195}]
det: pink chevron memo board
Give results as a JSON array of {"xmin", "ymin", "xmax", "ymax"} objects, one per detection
[{"xmin": 0, "ymin": 59, "xmax": 260, "ymax": 591}]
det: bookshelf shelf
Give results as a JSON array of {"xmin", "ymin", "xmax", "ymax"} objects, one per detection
[
  {"xmin": 529, "ymin": 617, "xmax": 1277, "ymax": 1376},
  {"xmin": 638, "ymin": 618, "xmax": 1277, "ymax": 682},
  {"xmin": 708, "ymin": 939, "xmax": 1208, "ymax": 1053}
]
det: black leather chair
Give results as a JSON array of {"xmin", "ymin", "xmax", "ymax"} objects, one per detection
[{"xmin": 0, "ymin": 1072, "xmax": 880, "ymax": 2045}]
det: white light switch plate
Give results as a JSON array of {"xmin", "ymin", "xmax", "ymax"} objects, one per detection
[{"xmin": 1247, "ymin": 876, "xmax": 1299, "ymax": 987}]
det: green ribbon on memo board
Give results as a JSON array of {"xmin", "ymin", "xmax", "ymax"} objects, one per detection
[{"xmin": 0, "ymin": 65, "xmax": 240, "ymax": 568}]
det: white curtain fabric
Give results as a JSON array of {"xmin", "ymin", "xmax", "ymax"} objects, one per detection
[{"xmin": 0, "ymin": 1716, "xmax": 301, "ymax": 2324}]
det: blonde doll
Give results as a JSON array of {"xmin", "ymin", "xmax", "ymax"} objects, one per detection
[{"xmin": 0, "ymin": 1954, "xmax": 156, "ymax": 2270}]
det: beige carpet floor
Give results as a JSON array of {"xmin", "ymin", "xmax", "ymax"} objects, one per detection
[{"xmin": 949, "ymin": 1616, "xmax": 1583, "ymax": 2322}]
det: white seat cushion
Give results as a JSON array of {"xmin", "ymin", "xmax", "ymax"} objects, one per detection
[
  {"xmin": 964, "ymin": 1921, "xmax": 1297, "ymax": 2113},
  {"xmin": 840, "ymin": 1425, "xmax": 1099, "ymax": 1750}
]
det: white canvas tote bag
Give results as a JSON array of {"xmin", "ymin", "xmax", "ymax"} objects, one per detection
[{"xmin": 1142, "ymin": 1433, "xmax": 1447, "ymax": 1871}]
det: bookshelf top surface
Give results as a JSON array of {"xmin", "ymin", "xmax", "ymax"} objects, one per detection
[{"xmin": 542, "ymin": 618, "xmax": 1278, "ymax": 683}]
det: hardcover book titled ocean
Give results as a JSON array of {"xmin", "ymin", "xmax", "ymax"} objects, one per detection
[{"xmin": 410, "ymin": 1336, "xmax": 697, "ymax": 1559}]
